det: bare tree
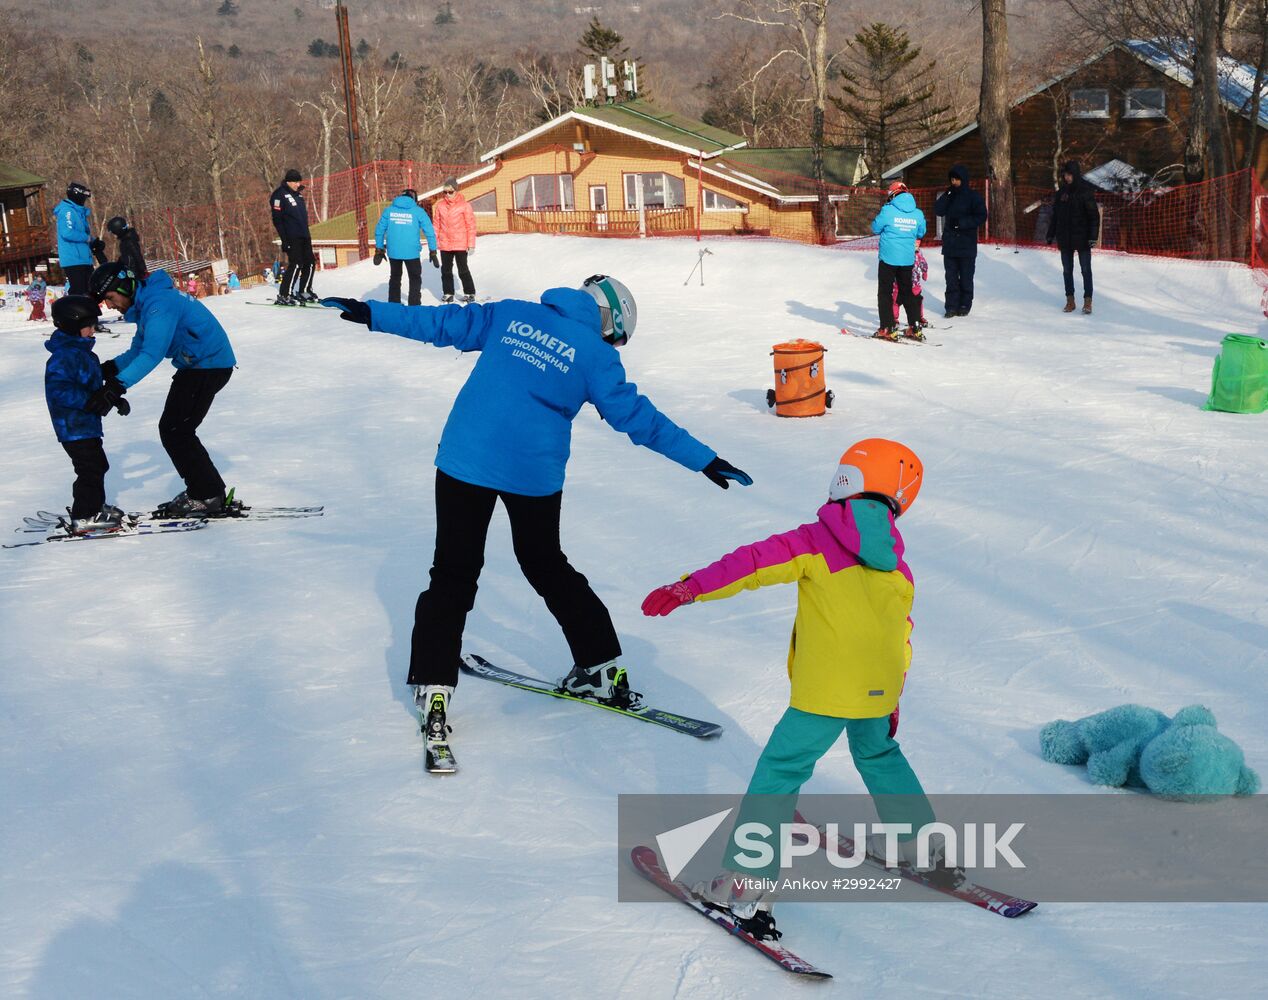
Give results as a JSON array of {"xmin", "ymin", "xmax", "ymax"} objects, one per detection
[
  {"xmin": 295, "ymin": 75, "xmax": 346, "ymax": 221},
  {"xmin": 980, "ymin": 0, "xmax": 1015, "ymax": 241}
]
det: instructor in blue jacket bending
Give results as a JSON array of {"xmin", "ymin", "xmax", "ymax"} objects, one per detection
[
  {"xmin": 89, "ymin": 261, "xmax": 237, "ymax": 516},
  {"xmin": 372, "ymin": 188, "xmax": 439, "ymax": 306},
  {"xmin": 323, "ymin": 277, "xmax": 752, "ymax": 749}
]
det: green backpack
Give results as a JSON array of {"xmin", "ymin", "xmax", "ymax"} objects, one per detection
[{"xmin": 1203, "ymin": 334, "xmax": 1268, "ymax": 414}]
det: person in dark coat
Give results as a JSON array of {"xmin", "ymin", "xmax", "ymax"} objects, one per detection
[
  {"xmin": 933, "ymin": 164, "xmax": 988, "ymax": 317},
  {"xmin": 1045, "ymin": 160, "xmax": 1101, "ymax": 314},
  {"xmin": 269, "ymin": 169, "xmax": 316, "ymax": 305},
  {"xmin": 106, "ymin": 216, "xmax": 148, "ymax": 279}
]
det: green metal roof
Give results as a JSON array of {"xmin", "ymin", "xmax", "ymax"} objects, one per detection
[
  {"xmin": 575, "ymin": 100, "xmax": 747, "ymax": 154},
  {"xmin": 0, "ymin": 162, "xmax": 45, "ymax": 190},
  {"xmin": 721, "ymin": 147, "xmax": 866, "ymax": 190},
  {"xmin": 308, "ymin": 201, "xmax": 391, "ymax": 242}
]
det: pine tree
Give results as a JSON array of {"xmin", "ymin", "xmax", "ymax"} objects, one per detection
[
  {"xmin": 216, "ymin": 0, "xmax": 239, "ymax": 16},
  {"xmin": 435, "ymin": 2, "xmax": 456, "ymax": 26},
  {"xmin": 832, "ymin": 22, "xmax": 951, "ymax": 180},
  {"xmin": 578, "ymin": 16, "xmax": 627, "ymax": 63}
]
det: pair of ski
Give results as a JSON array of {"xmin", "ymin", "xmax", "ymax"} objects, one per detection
[
  {"xmin": 6, "ymin": 503, "xmax": 324, "ymax": 548},
  {"xmin": 842, "ymin": 326, "xmax": 943, "ymax": 346},
  {"xmin": 633, "ymin": 816, "xmax": 1037, "ymax": 979},
  {"xmin": 421, "ymin": 654, "xmax": 724, "ymax": 773}
]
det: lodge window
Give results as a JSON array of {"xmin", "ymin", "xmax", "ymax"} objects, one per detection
[
  {"xmin": 1124, "ymin": 88, "xmax": 1166, "ymax": 119},
  {"xmin": 623, "ymin": 172, "xmax": 686, "ymax": 210},
  {"xmin": 1070, "ymin": 88, "xmax": 1110, "ymax": 119},
  {"xmin": 469, "ymin": 190, "xmax": 497, "ymax": 214},
  {"xmin": 512, "ymin": 174, "xmax": 575, "ymax": 211},
  {"xmin": 702, "ymin": 188, "xmax": 747, "ymax": 212}
]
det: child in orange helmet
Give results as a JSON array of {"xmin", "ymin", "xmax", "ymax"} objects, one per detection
[{"xmin": 641, "ymin": 438, "xmax": 938, "ymax": 937}]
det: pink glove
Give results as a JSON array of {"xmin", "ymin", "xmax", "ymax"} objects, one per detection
[
  {"xmin": 888, "ymin": 702, "xmax": 900, "ymax": 738},
  {"xmin": 641, "ymin": 579, "xmax": 701, "ymax": 617}
]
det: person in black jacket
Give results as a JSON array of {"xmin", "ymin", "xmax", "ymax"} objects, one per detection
[
  {"xmin": 106, "ymin": 216, "xmax": 148, "ymax": 279},
  {"xmin": 269, "ymin": 169, "xmax": 316, "ymax": 305},
  {"xmin": 933, "ymin": 163, "xmax": 988, "ymax": 317},
  {"xmin": 1045, "ymin": 160, "xmax": 1100, "ymax": 314}
]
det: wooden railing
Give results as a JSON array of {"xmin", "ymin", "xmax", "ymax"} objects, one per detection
[
  {"xmin": 0, "ymin": 227, "xmax": 52, "ymax": 263},
  {"xmin": 508, "ymin": 207, "xmax": 694, "ymax": 236}
]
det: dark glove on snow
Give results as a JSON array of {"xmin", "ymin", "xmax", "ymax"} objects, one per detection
[
  {"xmin": 428, "ymin": 251, "xmax": 440, "ymax": 268},
  {"xmin": 101, "ymin": 358, "xmax": 118, "ymax": 379},
  {"xmin": 373, "ymin": 247, "xmax": 385, "ymax": 266},
  {"xmin": 320, "ymin": 297, "xmax": 371, "ymax": 326},
  {"xmin": 85, "ymin": 377, "xmax": 126, "ymax": 417},
  {"xmin": 702, "ymin": 457, "xmax": 753, "ymax": 490}
]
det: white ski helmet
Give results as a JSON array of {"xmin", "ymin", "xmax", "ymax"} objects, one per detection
[{"xmin": 581, "ymin": 274, "xmax": 637, "ymax": 345}]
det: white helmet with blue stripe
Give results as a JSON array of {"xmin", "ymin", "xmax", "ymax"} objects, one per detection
[{"xmin": 581, "ymin": 274, "xmax": 637, "ymax": 346}]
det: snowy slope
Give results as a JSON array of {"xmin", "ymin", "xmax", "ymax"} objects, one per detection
[{"xmin": 1, "ymin": 236, "xmax": 1265, "ymax": 998}]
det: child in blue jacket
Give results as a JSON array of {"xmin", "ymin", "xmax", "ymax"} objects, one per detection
[
  {"xmin": 871, "ymin": 181, "xmax": 927, "ymax": 340},
  {"xmin": 322, "ymin": 276, "xmax": 753, "ymax": 763},
  {"xmin": 44, "ymin": 295, "xmax": 130, "ymax": 534}
]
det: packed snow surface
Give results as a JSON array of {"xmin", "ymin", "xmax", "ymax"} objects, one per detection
[{"xmin": 2, "ymin": 235, "xmax": 1265, "ymax": 998}]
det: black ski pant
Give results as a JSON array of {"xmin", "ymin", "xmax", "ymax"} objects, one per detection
[
  {"xmin": 1060, "ymin": 245, "xmax": 1093, "ymax": 298},
  {"xmin": 62, "ymin": 437, "xmax": 108, "ymax": 520},
  {"xmin": 943, "ymin": 254, "xmax": 977, "ymax": 314},
  {"xmin": 159, "ymin": 368, "xmax": 233, "ymax": 501},
  {"xmin": 388, "ymin": 257, "xmax": 423, "ymax": 305},
  {"xmin": 64, "ymin": 264, "xmax": 92, "ymax": 297},
  {"xmin": 408, "ymin": 470, "xmax": 621, "ymax": 688},
  {"xmin": 878, "ymin": 261, "xmax": 919, "ymax": 330},
  {"xmin": 440, "ymin": 250, "xmax": 475, "ymax": 297},
  {"xmin": 280, "ymin": 237, "xmax": 315, "ymax": 297}
]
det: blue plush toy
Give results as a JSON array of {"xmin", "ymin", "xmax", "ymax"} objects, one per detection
[{"xmin": 1040, "ymin": 704, "xmax": 1260, "ymax": 800}]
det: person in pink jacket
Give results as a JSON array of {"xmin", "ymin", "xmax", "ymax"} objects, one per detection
[{"xmin": 433, "ymin": 177, "xmax": 477, "ymax": 303}]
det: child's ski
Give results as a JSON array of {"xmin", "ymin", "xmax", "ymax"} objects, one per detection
[
  {"xmin": 21, "ymin": 503, "xmax": 323, "ymax": 530},
  {"xmin": 460, "ymin": 654, "xmax": 723, "ymax": 739},
  {"xmin": 629, "ymin": 846, "xmax": 832, "ymax": 979},
  {"xmin": 792, "ymin": 811, "xmax": 1037, "ymax": 918},
  {"xmin": 5, "ymin": 518, "xmax": 209, "ymax": 549},
  {"xmin": 841, "ymin": 326, "xmax": 941, "ymax": 346}
]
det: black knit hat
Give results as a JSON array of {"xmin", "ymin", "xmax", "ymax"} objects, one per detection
[{"xmin": 284, "ymin": 168, "xmax": 302, "ymax": 183}]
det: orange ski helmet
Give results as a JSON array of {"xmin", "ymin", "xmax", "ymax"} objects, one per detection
[{"xmin": 828, "ymin": 438, "xmax": 923, "ymax": 515}]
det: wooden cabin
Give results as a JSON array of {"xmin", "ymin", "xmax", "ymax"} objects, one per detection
[{"xmin": 0, "ymin": 162, "xmax": 51, "ymax": 283}]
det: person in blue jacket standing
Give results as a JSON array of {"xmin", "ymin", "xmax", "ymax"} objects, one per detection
[
  {"xmin": 870, "ymin": 181, "xmax": 928, "ymax": 340},
  {"xmin": 89, "ymin": 262, "xmax": 238, "ymax": 515},
  {"xmin": 373, "ymin": 188, "xmax": 439, "ymax": 306},
  {"xmin": 933, "ymin": 164, "xmax": 988, "ymax": 317},
  {"xmin": 54, "ymin": 182, "xmax": 106, "ymax": 298},
  {"xmin": 321, "ymin": 277, "xmax": 752, "ymax": 760}
]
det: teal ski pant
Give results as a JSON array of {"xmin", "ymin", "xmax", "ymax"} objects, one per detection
[{"xmin": 726, "ymin": 707, "xmax": 935, "ymax": 877}]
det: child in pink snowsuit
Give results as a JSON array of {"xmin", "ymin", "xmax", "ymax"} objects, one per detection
[{"xmin": 893, "ymin": 246, "xmax": 928, "ymax": 326}]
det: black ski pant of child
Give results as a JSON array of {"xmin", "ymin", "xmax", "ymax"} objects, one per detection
[
  {"xmin": 943, "ymin": 254, "xmax": 977, "ymax": 314},
  {"xmin": 408, "ymin": 470, "xmax": 621, "ymax": 688},
  {"xmin": 64, "ymin": 264, "xmax": 93, "ymax": 297},
  {"xmin": 280, "ymin": 237, "xmax": 315, "ymax": 297},
  {"xmin": 388, "ymin": 257, "xmax": 423, "ymax": 305},
  {"xmin": 440, "ymin": 250, "xmax": 475, "ymax": 298},
  {"xmin": 1060, "ymin": 245, "xmax": 1093, "ymax": 298},
  {"xmin": 159, "ymin": 368, "xmax": 233, "ymax": 501},
  {"xmin": 62, "ymin": 437, "xmax": 108, "ymax": 520},
  {"xmin": 878, "ymin": 261, "xmax": 920, "ymax": 330}
]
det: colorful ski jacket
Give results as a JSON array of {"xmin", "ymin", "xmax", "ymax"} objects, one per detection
[
  {"xmin": 871, "ymin": 191, "xmax": 926, "ymax": 267},
  {"xmin": 374, "ymin": 195, "xmax": 438, "ymax": 259},
  {"xmin": 45, "ymin": 330, "xmax": 104, "ymax": 442},
  {"xmin": 433, "ymin": 193, "xmax": 477, "ymax": 252},
  {"xmin": 54, "ymin": 198, "xmax": 94, "ymax": 268},
  {"xmin": 109, "ymin": 270, "xmax": 236, "ymax": 388},
  {"xmin": 366, "ymin": 288, "xmax": 715, "ymax": 496},
  {"xmin": 683, "ymin": 498, "xmax": 914, "ymax": 718}
]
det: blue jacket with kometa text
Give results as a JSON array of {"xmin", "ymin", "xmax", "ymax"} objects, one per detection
[
  {"xmin": 366, "ymin": 288, "xmax": 716, "ymax": 496},
  {"xmin": 54, "ymin": 198, "xmax": 93, "ymax": 268},
  {"xmin": 109, "ymin": 270, "xmax": 237, "ymax": 388},
  {"xmin": 871, "ymin": 191, "xmax": 927, "ymax": 266},
  {"xmin": 45, "ymin": 330, "xmax": 104, "ymax": 442},
  {"xmin": 374, "ymin": 195, "xmax": 438, "ymax": 259}
]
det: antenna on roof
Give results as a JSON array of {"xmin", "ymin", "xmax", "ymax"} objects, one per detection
[
  {"xmin": 601, "ymin": 57, "xmax": 618, "ymax": 102},
  {"xmin": 623, "ymin": 60, "xmax": 638, "ymax": 97},
  {"xmin": 583, "ymin": 63, "xmax": 598, "ymax": 102}
]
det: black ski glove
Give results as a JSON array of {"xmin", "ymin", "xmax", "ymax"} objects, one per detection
[
  {"xmin": 101, "ymin": 358, "xmax": 118, "ymax": 379},
  {"xmin": 89, "ymin": 237, "xmax": 106, "ymax": 254},
  {"xmin": 280, "ymin": 239, "xmax": 292, "ymax": 254},
  {"xmin": 702, "ymin": 457, "xmax": 753, "ymax": 490},
  {"xmin": 429, "ymin": 251, "xmax": 440, "ymax": 268},
  {"xmin": 85, "ymin": 377, "xmax": 126, "ymax": 417},
  {"xmin": 114, "ymin": 396, "xmax": 131, "ymax": 416},
  {"xmin": 373, "ymin": 247, "xmax": 385, "ymax": 266},
  {"xmin": 320, "ymin": 296, "xmax": 371, "ymax": 326}
]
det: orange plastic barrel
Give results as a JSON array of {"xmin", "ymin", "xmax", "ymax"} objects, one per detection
[{"xmin": 769, "ymin": 339, "xmax": 829, "ymax": 417}]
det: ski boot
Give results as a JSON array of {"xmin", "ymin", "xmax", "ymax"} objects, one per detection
[
  {"xmin": 866, "ymin": 833, "xmax": 965, "ymax": 889},
  {"xmin": 462, "ymin": 294, "xmax": 477, "ymax": 304},
  {"xmin": 693, "ymin": 871, "xmax": 781, "ymax": 940},
  {"xmin": 557, "ymin": 660, "xmax": 641, "ymax": 708},
  {"xmin": 416, "ymin": 685, "xmax": 456, "ymax": 773},
  {"xmin": 872, "ymin": 325, "xmax": 902, "ymax": 342},
  {"xmin": 441, "ymin": 294, "xmax": 455, "ymax": 304},
  {"xmin": 300, "ymin": 289, "xmax": 320, "ymax": 304},
  {"xmin": 274, "ymin": 293, "xmax": 298, "ymax": 307},
  {"xmin": 68, "ymin": 507, "xmax": 125, "ymax": 536},
  {"xmin": 153, "ymin": 491, "xmax": 225, "ymax": 518},
  {"xmin": 901, "ymin": 325, "xmax": 926, "ymax": 342}
]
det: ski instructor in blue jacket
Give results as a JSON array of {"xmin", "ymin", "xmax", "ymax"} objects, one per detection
[
  {"xmin": 322, "ymin": 277, "xmax": 752, "ymax": 757},
  {"xmin": 372, "ymin": 188, "xmax": 439, "ymax": 306},
  {"xmin": 870, "ymin": 181, "xmax": 927, "ymax": 340},
  {"xmin": 89, "ymin": 262, "xmax": 237, "ymax": 516}
]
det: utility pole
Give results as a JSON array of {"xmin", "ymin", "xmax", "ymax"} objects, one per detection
[{"xmin": 336, "ymin": 1, "xmax": 368, "ymax": 258}]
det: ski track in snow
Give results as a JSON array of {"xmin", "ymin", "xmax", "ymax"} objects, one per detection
[{"xmin": 1, "ymin": 237, "xmax": 1266, "ymax": 998}]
